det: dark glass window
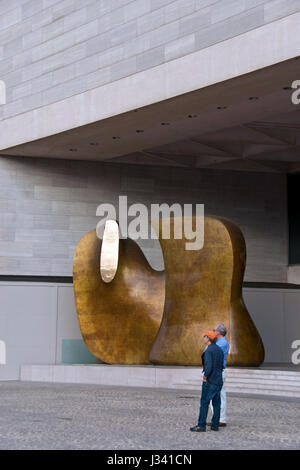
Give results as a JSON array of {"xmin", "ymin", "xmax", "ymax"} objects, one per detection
[{"xmin": 288, "ymin": 174, "xmax": 300, "ymax": 264}]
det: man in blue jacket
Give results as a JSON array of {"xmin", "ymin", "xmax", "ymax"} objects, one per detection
[
  {"xmin": 190, "ymin": 331, "xmax": 224, "ymax": 432},
  {"xmin": 213, "ymin": 323, "xmax": 230, "ymax": 426}
]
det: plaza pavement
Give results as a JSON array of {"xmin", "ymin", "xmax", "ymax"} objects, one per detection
[{"xmin": 0, "ymin": 381, "xmax": 299, "ymax": 450}]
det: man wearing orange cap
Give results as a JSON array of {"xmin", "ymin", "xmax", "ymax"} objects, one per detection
[{"xmin": 190, "ymin": 331, "xmax": 224, "ymax": 432}]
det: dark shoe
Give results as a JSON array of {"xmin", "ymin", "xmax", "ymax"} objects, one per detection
[
  {"xmin": 211, "ymin": 426, "xmax": 219, "ymax": 431},
  {"xmin": 190, "ymin": 425, "xmax": 206, "ymax": 432}
]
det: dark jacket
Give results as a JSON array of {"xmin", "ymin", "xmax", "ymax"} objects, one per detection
[{"xmin": 202, "ymin": 343, "xmax": 224, "ymax": 386}]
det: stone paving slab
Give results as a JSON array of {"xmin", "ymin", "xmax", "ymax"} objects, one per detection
[{"xmin": 0, "ymin": 381, "xmax": 299, "ymax": 450}]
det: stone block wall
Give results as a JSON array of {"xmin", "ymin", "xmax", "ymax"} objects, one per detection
[{"xmin": 0, "ymin": 155, "xmax": 288, "ymax": 282}]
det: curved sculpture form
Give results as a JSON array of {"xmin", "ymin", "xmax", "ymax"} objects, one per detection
[
  {"xmin": 149, "ymin": 215, "xmax": 264, "ymax": 366},
  {"xmin": 73, "ymin": 229, "xmax": 165, "ymax": 364}
]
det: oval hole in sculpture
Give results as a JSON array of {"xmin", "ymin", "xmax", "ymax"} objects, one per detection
[{"xmin": 100, "ymin": 220, "xmax": 119, "ymax": 283}]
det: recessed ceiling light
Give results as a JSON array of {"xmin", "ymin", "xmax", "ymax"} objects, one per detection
[{"xmin": 217, "ymin": 106, "xmax": 227, "ymax": 110}]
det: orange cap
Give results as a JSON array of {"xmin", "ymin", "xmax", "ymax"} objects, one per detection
[{"xmin": 203, "ymin": 331, "xmax": 217, "ymax": 341}]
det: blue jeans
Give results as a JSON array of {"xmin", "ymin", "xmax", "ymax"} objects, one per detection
[
  {"xmin": 210, "ymin": 369, "xmax": 227, "ymax": 423},
  {"xmin": 198, "ymin": 381, "xmax": 222, "ymax": 429}
]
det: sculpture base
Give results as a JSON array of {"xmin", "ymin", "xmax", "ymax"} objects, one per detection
[{"xmin": 20, "ymin": 364, "xmax": 300, "ymax": 398}]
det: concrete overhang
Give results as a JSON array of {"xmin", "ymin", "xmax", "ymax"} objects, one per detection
[
  {"xmin": 1, "ymin": 55, "xmax": 300, "ymax": 173},
  {"xmin": 1, "ymin": 11, "xmax": 300, "ymax": 172}
]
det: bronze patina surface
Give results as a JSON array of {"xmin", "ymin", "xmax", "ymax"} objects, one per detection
[
  {"xmin": 149, "ymin": 216, "xmax": 264, "ymax": 366},
  {"xmin": 73, "ymin": 230, "xmax": 165, "ymax": 364},
  {"xmin": 73, "ymin": 216, "xmax": 264, "ymax": 367}
]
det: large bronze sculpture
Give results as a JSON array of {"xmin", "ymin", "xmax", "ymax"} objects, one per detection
[{"xmin": 73, "ymin": 216, "xmax": 264, "ymax": 366}]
